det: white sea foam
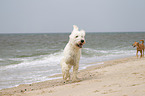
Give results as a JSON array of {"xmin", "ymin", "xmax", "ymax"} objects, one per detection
[
  {"xmin": 83, "ymin": 48, "xmax": 135, "ymax": 56},
  {"xmin": 0, "ymin": 58, "xmax": 3, "ymax": 61},
  {"xmin": 1, "ymin": 51, "xmax": 63, "ymax": 70},
  {"xmin": 80, "ymin": 48, "xmax": 135, "ymax": 64}
]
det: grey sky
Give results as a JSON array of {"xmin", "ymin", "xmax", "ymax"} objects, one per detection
[{"xmin": 0, "ymin": 0, "xmax": 145, "ymax": 33}]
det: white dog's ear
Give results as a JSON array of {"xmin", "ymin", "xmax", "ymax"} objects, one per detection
[
  {"xmin": 80, "ymin": 30, "xmax": 85, "ymax": 35},
  {"xmin": 73, "ymin": 25, "xmax": 79, "ymax": 31}
]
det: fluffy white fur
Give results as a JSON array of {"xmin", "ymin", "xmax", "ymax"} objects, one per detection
[{"xmin": 60, "ymin": 25, "xmax": 86, "ymax": 82}]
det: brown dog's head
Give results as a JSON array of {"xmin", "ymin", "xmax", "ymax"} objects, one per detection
[{"xmin": 132, "ymin": 42, "xmax": 139, "ymax": 48}]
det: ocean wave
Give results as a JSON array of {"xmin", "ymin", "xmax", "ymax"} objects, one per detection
[
  {"xmin": 1, "ymin": 48, "xmax": 135, "ymax": 70},
  {"xmin": 0, "ymin": 58, "xmax": 3, "ymax": 61},
  {"xmin": 80, "ymin": 47, "xmax": 135, "ymax": 64},
  {"xmin": 15, "ymin": 52, "xmax": 49, "ymax": 58},
  {"xmin": 82, "ymin": 48, "xmax": 135, "ymax": 57},
  {"xmin": 1, "ymin": 51, "xmax": 63, "ymax": 70}
]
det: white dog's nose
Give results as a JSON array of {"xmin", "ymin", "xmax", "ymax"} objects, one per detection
[{"xmin": 81, "ymin": 40, "xmax": 84, "ymax": 43}]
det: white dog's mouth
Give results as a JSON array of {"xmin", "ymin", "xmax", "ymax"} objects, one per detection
[{"xmin": 76, "ymin": 43, "xmax": 83, "ymax": 48}]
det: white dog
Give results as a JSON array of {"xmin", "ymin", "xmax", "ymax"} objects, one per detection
[{"xmin": 60, "ymin": 25, "xmax": 86, "ymax": 82}]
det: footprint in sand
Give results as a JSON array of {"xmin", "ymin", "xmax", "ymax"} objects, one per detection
[
  {"xmin": 94, "ymin": 89, "xmax": 118, "ymax": 94},
  {"xmin": 131, "ymin": 84, "xmax": 140, "ymax": 87},
  {"xmin": 103, "ymin": 83, "xmax": 121, "ymax": 87},
  {"xmin": 72, "ymin": 84, "xmax": 80, "ymax": 88},
  {"xmin": 101, "ymin": 89, "xmax": 118, "ymax": 94},
  {"xmin": 94, "ymin": 90, "xmax": 100, "ymax": 93},
  {"xmin": 132, "ymin": 72, "xmax": 139, "ymax": 75},
  {"xmin": 41, "ymin": 90, "xmax": 54, "ymax": 94}
]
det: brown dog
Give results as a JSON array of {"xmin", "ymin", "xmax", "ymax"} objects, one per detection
[{"xmin": 132, "ymin": 39, "xmax": 144, "ymax": 58}]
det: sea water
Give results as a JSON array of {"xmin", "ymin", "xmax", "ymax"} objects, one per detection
[{"xmin": 0, "ymin": 32, "xmax": 145, "ymax": 89}]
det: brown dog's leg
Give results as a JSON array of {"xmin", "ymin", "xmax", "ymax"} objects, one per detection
[
  {"xmin": 143, "ymin": 49, "xmax": 144, "ymax": 57},
  {"xmin": 140, "ymin": 50, "xmax": 142, "ymax": 58},
  {"xmin": 136, "ymin": 50, "xmax": 138, "ymax": 58}
]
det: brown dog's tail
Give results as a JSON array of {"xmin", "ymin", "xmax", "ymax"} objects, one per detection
[{"xmin": 140, "ymin": 39, "xmax": 144, "ymax": 44}]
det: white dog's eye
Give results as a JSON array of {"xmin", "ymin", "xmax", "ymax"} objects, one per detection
[{"xmin": 75, "ymin": 36, "xmax": 78, "ymax": 38}]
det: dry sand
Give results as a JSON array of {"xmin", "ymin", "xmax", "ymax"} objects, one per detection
[{"xmin": 1, "ymin": 56, "xmax": 145, "ymax": 96}]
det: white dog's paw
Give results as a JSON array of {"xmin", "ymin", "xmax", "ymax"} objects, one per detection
[
  {"xmin": 63, "ymin": 73, "xmax": 70, "ymax": 81},
  {"xmin": 72, "ymin": 77, "xmax": 81, "ymax": 82}
]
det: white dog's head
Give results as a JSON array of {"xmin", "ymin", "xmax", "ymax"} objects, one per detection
[{"xmin": 69, "ymin": 25, "xmax": 86, "ymax": 48}]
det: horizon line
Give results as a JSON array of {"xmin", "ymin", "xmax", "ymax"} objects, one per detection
[{"xmin": 0, "ymin": 31, "xmax": 145, "ymax": 34}]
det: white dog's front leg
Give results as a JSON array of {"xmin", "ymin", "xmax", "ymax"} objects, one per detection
[
  {"xmin": 63, "ymin": 70, "xmax": 70, "ymax": 81},
  {"xmin": 72, "ymin": 64, "xmax": 80, "ymax": 82},
  {"xmin": 61, "ymin": 62, "xmax": 72, "ymax": 81}
]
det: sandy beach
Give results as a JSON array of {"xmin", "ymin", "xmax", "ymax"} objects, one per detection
[{"xmin": 1, "ymin": 56, "xmax": 145, "ymax": 96}]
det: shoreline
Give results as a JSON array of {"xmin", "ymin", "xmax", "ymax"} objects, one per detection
[
  {"xmin": 1, "ymin": 56, "xmax": 145, "ymax": 96},
  {"xmin": 48, "ymin": 55, "xmax": 134, "ymax": 79},
  {"xmin": 0, "ymin": 53, "xmax": 134, "ymax": 90}
]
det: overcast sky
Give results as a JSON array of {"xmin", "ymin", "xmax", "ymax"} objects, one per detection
[{"xmin": 0, "ymin": 0, "xmax": 145, "ymax": 33}]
